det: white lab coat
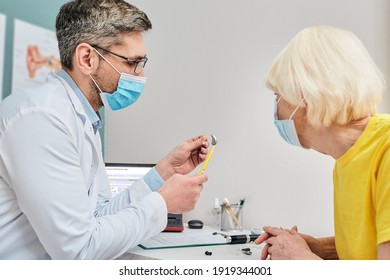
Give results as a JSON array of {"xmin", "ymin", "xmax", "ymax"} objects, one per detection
[{"xmin": 0, "ymin": 72, "xmax": 167, "ymax": 259}]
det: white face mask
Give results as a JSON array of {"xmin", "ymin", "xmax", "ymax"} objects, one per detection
[{"xmin": 273, "ymin": 97, "xmax": 303, "ymax": 147}]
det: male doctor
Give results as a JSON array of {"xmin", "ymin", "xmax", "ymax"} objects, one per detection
[{"xmin": 0, "ymin": 0, "xmax": 208, "ymax": 259}]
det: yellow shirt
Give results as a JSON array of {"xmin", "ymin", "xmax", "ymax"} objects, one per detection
[{"xmin": 333, "ymin": 114, "xmax": 390, "ymax": 259}]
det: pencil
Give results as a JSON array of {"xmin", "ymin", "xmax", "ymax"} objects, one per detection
[{"xmin": 199, "ymin": 145, "xmax": 216, "ymax": 174}]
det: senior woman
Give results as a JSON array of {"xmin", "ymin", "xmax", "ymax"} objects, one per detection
[{"xmin": 255, "ymin": 25, "xmax": 390, "ymax": 260}]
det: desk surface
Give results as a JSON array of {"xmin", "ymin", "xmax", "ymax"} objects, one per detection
[{"xmin": 120, "ymin": 225, "xmax": 264, "ymax": 260}]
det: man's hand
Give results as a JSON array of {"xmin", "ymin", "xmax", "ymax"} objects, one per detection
[
  {"xmin": 156, "ymin": 135, "xmax": 209, "ymax": 180},
  {"xmin": 157, "ymin": 173, "xmax": 208, "ymax": 213}
]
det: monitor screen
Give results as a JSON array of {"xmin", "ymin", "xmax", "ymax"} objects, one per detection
[{"xmin": 104, "ymin": 163, "xmax": 155, "ymax": 196}]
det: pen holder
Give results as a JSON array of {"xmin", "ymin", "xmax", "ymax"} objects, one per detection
[{"xmin": 221, "ymin": 203, "xmax": 243, "ymax": 232}]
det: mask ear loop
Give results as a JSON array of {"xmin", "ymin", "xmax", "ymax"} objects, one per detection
[
  {"xmin": 89, "ymin": 74, "xmax": 103, "ymax": 93},
  {"xmin": 90, "ymin": 47, "xmax": 122, "ymax": 94},
  {"xmin": 92, "ymin": 47, "xmax": 121, "ymax": 75},
  {"xmin": 289, "ymin": 99, "xmax": 305, "ymax": 119}
]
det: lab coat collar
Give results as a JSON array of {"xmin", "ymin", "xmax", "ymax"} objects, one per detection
[
  {"xmin": 51, "ymin": 71, "xmax": 100, "ymax": 194},
  {"xmin": 56, "ymin": 69, "xmax": 102, "ymax": 134},
  {"xmin": 50, "ymin": 71, "xmax": 98, "ymax": 141}
]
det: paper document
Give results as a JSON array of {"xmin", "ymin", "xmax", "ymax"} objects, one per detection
[{"xmin": 139, "ymin": 230, "xmax": 228, "ymax": 250}]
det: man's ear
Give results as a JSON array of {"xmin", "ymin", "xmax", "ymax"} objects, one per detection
[{"xmin": 73, "ymin": 43, "xmax": 99, "ymax": 75}]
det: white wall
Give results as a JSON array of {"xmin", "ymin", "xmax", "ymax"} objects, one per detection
[{"xmin": 105, "ymin": 0, "xmax": 390, "ymax": 237}]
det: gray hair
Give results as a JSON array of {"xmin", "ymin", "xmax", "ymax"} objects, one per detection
[{"xmin": 56, "ymin": 0, "xmax": 152, "ymax": 69}]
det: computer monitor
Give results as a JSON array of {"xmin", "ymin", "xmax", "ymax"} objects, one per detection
[
  {"xmin": 104, "ymin": 162, "xmax": 184, "ymax": 232},
  {"xmin": 105, "ymin": 163, "xmax": 155, "ymax": 196}
]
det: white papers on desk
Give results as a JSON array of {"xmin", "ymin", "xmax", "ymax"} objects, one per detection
[{"xmin": 138, "ymin": 230, "xmax": 228, "ymax": 250}]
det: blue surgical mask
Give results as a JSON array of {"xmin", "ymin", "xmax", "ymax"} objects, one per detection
[
  {"xmin": 273, "ymin": 97, "xmax": 303, "ymax": 147},
  {"xmin": 91, "ymin": 48, "xmax": 146, "ymax": 111}
]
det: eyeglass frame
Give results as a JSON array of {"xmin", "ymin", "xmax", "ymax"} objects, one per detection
[{"xmin": 91, "ymin": 45, "xmax": 148, "ymax": 74}]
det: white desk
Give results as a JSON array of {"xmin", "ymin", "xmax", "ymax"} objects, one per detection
[{"xmin": 120, "ymin": 225, "xmax": 264, "ymax": 260}]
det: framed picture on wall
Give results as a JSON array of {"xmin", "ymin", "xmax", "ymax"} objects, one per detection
[{"xmin": 11, "ymin": 18, "xmax": 60, "ymax": 94}]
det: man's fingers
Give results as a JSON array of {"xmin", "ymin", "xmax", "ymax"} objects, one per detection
[
  {"xmin": 191, "ymin": 173, "xmax": 208, "ymax": 185},
  {"xmin": 188, "ymin": 135, "xmax": 208, "ymax": 150}
]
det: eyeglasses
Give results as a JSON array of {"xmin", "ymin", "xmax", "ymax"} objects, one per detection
[{"xmin": 92, "ymin": 45, "xmax": 148, "ymax": 74}]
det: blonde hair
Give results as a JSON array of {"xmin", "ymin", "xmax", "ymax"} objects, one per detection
[{"xmin": 266, "ymin": 25, "xmax": 385, "ymax": 128}]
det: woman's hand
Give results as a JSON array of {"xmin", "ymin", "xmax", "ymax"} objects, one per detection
[{"xmin": 254, "ymin": 226, "xmax": 321, "ymax": 260}]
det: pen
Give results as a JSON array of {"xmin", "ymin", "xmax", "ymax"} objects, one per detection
[{"xmin": 225, "ymin": 234, "xmax": 260, "ymax": 244}]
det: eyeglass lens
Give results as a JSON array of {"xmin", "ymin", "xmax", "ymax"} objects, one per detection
[{"xmin": 134, "ymin": 59, "xmax": 147, "ymax": 74}]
